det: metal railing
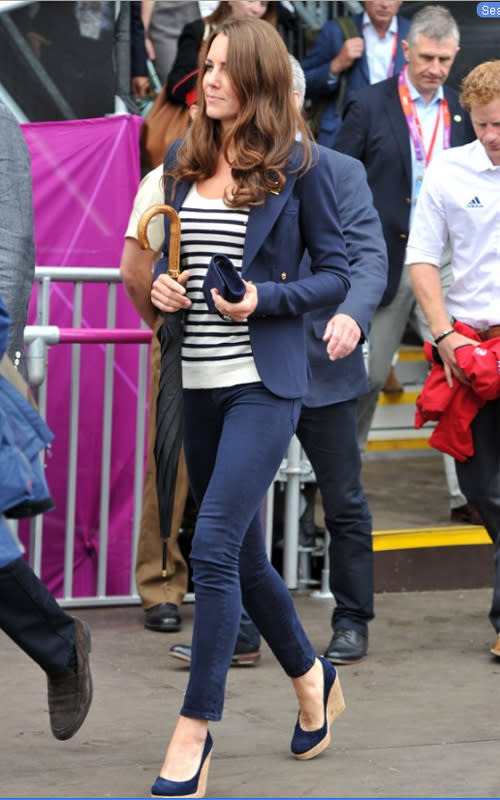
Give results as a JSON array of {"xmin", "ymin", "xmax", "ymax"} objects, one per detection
[
  {"xmin": 24, "ymin": 266, "xmax": 151, "ymax": 607},
  {"xmin": 23, "ymin": 266, "xmax": 325, "ymax": 607}
]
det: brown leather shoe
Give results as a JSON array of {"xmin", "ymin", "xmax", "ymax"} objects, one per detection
[
  {"xmin": 491, "ymin": 634, "xmax": 500, "ymax": 659},
  {"xmin": 450, "ymin": 504, "xmax": 482, "ymax": 525},
  {"xmin": 47, "ymin": 617, "xmax": 93, "ymax": 740}
]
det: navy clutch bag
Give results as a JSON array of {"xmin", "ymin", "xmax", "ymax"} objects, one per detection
[{"xmin": 203, "ymin": 254, "xmax": 245, "ymax": 316}]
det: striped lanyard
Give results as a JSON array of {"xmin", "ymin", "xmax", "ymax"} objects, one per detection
[{"xmin": 398, "ymin": 66, "xmax": 451, "ymax": 166}]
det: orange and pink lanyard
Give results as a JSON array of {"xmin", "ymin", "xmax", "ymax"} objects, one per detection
[{"xmin": 398, "ymin": 66, "xmax": 451, "ymax": 165}]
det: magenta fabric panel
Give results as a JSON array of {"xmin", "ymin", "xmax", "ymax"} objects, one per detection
[{"xmin": 20, "ymin": 115, "xmax": 147, "ymax": 598}]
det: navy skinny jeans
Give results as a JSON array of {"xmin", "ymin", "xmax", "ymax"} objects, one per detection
[{"xmin": 181, "ymin": 382, "xmax": 317, "ymax": 721}]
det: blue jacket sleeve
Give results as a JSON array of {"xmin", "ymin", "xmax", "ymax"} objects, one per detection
[
  {"xmin": 332, "ymin": 153, "xmax": 387, "ymax": 337},
  {"xmin": 302, "ymin": 20, "xmax": 345, "ymax": 98}
]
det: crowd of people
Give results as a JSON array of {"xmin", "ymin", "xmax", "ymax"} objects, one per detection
[{"xmin": 2, "ymin": 2, "xmax": 500, "ymax": 798}]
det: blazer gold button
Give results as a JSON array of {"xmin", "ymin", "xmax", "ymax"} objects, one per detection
[
  {"xmin": 399, "ymin": 233, "xmax": 407, "ymax": 240},
  {"xmin": 280, "ymin": 272, "xmax": 287, "ymax": 280},
  {"xmin": 405, "ymin": 197, "xmax": 411, "ymax": 204}
]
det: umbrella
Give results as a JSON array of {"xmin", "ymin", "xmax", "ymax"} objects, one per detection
[{"xmin": 138, "ymin": 204, "xmax": 183, "ymax": 577}]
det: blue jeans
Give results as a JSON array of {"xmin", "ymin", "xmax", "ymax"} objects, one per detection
[{"xmin": 181, "ymin": 382, "xmax": 316, "ymax": 721}]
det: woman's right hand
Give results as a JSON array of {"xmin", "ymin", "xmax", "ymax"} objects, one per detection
[{"xmin": 151, "ymin": 271, "xmax": 191, "ymax": 313}]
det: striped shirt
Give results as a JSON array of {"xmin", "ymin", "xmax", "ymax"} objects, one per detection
[{"xmin": 180, "ymin": 184, "xmax": 261, "ymax": 389}]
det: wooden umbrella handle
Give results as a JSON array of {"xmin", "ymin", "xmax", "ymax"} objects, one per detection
[{"xmin": 137, "ymin": 204, "xmax": 181, "ymax": 279}]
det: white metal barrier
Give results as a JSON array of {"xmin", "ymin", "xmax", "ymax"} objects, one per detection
[
  {"xmin": 22, "ymin": 267, "xmax": 324, "ymax": 607},
  {"xmin": 23, "ymin": 267, "xmax": 150, "ymax": 607}
]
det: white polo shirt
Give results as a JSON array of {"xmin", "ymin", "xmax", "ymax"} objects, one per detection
[{"xmin": 406, "ymin": 139, "xmax": 500, "ymax": 328}]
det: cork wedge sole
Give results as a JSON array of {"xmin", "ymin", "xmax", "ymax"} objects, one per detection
[{"xmin": 293, "ymin": 674, "xmax": 346, "ymax": 761}]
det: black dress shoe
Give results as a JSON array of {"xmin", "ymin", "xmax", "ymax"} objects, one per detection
[
  {"xmin": 169, "ymin": 638, "xmax": 261, "ymax": 666},
  {"xmin": 47, "ymin": 617, "xmax": 93, "ymax": 740},
  {"xmin": 144, "ymin": 603, "xmax": 181, "ymax": 633},
  {"xmin": 450, "ymin": 503, "xmax": 482, "ymax": 525},
  {"xmin": 324, "ymin": 629, "xmax": 368, "ymax": 665}
]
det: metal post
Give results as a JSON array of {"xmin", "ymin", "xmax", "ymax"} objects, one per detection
[
  {"xmin": 63, "ymin": 283, "xmax": 83, "ymax": 599},
  {"xmin": 97, "ymin": 284, "xmax": 116, "ymax": 596},
  {"xmin": 282, "ymin": 436, "xmax": 302, "ymax": 589}
]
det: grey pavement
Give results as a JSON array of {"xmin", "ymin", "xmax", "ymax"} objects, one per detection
[{"xmin": 2, "ymin": 585, "xmax": 500, "ymax": 799}]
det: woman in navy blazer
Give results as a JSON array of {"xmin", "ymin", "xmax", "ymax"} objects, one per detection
[{"xmin": 149, "ymin": 18, "xmax": 349, "ymax": 799}]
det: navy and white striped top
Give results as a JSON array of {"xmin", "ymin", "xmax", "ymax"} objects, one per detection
[{"xmin": 180, "ymin": 184, "xmax": 261, "ymax": 389}]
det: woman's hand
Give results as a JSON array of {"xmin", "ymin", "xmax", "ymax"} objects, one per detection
[
  {"xmin": 211, "ymin": 281, "xmax": 258, "ymax": 322},
  {"xmin": 151, "ymin": 271, "xmax": 191, "ymax": 313}
]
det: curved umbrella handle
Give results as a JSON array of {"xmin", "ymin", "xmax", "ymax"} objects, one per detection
[{"xmin": 137, "ymin": 204, "xmax": 181, "ymax": 279}]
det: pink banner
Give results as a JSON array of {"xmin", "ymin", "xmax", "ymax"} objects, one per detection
[{"xmin": 21, "ymin": 114, "xmax": 146, "ymax": 598}]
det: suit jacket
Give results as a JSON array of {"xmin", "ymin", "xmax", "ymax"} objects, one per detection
[
  {"xmin": 302, "ymin": 12, "xmax": 410, "ymax": 147},
  {"xmin": 334, "ymin": 76, "xmax": 476, "ymax": 306},
  {"xmin": 155, "ymin": 142, "xmax": 350, "ymax": 400},
  {"xmin": 301, "ymin": 147, "xmax": 387, "ymax": 407}
]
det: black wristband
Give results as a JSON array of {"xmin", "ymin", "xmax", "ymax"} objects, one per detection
[{"xmin": 434, "ymin": 328, "xmax": 454, "ymax": 345}]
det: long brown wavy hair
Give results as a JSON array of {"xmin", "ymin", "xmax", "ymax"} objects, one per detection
[{"xmin": 166, "ymin": 17, "xmax": 313, "ymax": 208}]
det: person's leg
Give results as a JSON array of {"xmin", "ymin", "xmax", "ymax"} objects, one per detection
[
  {"xmin": 182, "ymin": 383, "xmax": 313, "ymax": 720},
  {"xmin": 297, "ymin": 400, "xmax": 373, "ymax": 662},
  {"xmin": 455, "ymin": 399, "xmax": 500, "ymax": 639},
  {"xmin": 156, "ymin": 384, "xmax": 343, "ymax": 786},
  {"xmin": 357, "ymin": 267, "xmax": 416, "ymax": 449},
  {"xmin": 135, "ymin": 333, "xmax": 189, "ymax": 629},
  {"xmin": 0, "ymin": 519, "xmax": 92, "ymax": 739}
]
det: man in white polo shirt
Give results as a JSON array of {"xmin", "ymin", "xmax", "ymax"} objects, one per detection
[{"xmin": 407, "ymin": 60, "xmax": 500, "ymax": 660}]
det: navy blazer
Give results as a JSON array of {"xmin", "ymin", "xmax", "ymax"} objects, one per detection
[
  {"xmin": 157, "ymin": 142, "xmax": 350, "ymax": 400},
  {"xmin": 334, "ymin": 76, "xmax": 476, "ymax": 306},
  {"xmin": 302, "ymin": 12, "xmax": 410, "ymax": 147},
  {"xmin": 302, "ymin": 147, "xmax": 387, "ymax": 408}
]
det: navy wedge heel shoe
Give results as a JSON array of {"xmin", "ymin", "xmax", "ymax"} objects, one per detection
[
  {"xmin": 150, "ymin": 731, "xmax": 213, "ymax": 798},
  {"xmin": 291, "ymin": 657, "xmax": 345, "ymax": 760}
]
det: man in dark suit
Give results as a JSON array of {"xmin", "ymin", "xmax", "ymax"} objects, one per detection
[
  {"xmin": 334, "ymin": 4, "xmax": 476, "ymax": 451},
  {"xmin": 302, "ymin": 1, "xmax": 410, "ymax": 147},
  {"xmin": 296, "ymin": 147, "xmax": 387, "ymax": 663}
]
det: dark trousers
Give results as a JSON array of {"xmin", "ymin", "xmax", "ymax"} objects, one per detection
[
  {"xmin": 181, "ymin": 382, "xmax": 316, "ymax": 721},
  {"xmin": 297, "ymin": 398, "xmax": 374, "ymax": 636},
  {"xmin": 0, "ymin": 557, "xmax": 75, "ymax": 676},
  {"xmin": 455, "ymin": 397, "xmax": 500, "ymax": 633}
]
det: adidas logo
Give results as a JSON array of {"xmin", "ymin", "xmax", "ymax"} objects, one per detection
[{"xmin": 466, "ymin": 196, "xmax": 484, "ymax": 208}]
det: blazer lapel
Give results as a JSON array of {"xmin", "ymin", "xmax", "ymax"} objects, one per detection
[
  {"xmin": 385, "ymin": 78, "xmax": 412, "ymax": 187},
  {"xmin": 243, "ymin": 171, "xmax": 298, "ymax": 271},
  {"xmin": 354, "ymin": 14, "xmax": 370, "ymax": 83}
]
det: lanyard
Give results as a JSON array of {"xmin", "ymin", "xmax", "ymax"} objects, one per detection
[{"xmin": 398, "ymin": 66, "xmax": 451, "ymax": 166}]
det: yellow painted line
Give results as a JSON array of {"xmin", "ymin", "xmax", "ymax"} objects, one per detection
[
  {"xmin": 373, "ymin": 525, "xmax": 490, "ymax": 551},
  {"xmin": 398, "ymin": 348, "xmax": 426, "ymax": 362},
  {"xmin": 378, "ymin": 390, "xmax": 420, "ymax": 405},
  {"xmin": 366, "ymin": 437, "xmax": 430, "ymax": 451}
]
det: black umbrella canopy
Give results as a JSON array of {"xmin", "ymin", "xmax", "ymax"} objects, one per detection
[{"xmin": 138, "ymin": 204, "xmax": 183, "ymax": 576}]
